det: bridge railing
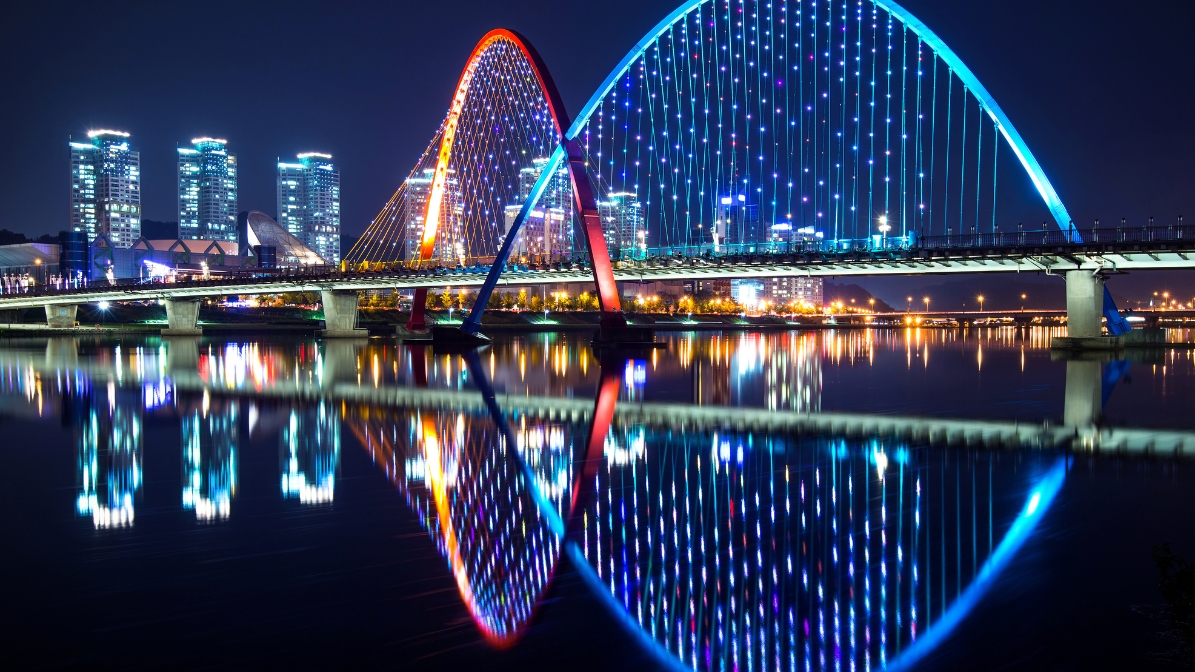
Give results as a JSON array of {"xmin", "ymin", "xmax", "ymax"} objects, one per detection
[{"xmin": 917, "ymin": 224, "xmax": 1195, "ymax": 249}]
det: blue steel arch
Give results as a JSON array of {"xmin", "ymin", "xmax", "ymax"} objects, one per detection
[
  {"xmin": 463, "ymin": 0, "xmax": 1079, "ymax": 333},
  {"xmin": 564, "ymin": 0, "xmax": 1076, "ymax": 236}
]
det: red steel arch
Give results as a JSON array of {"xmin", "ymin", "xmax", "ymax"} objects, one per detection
[{"xmin": 407, "ymin": 29, "xmax": 624, "ymax": 332}]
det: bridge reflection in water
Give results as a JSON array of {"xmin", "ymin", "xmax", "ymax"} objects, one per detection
[
  {"xmin": 0, "ymin": 332, "xmax": 1187, "ymax": 669},
  {"xmin": 347, "ymin": 355, "xmax": 1068, "ymax": 670}
]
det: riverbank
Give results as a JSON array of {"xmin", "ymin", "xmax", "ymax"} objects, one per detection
[{"xmin": 0, "ymin": 304, "xmax": 854, "ymax": 336}]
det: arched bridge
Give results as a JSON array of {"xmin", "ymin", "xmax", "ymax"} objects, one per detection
[{"xmin": 3, "ymin": 1, "xmax": 1185, "ymax": 341}]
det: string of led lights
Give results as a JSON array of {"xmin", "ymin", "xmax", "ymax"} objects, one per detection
[
  {"xmin": 338, "ymin": 0, "xmax": 1079, "ymax": 336},
  {"xmin": 345, "ymin": 395, "xmax": 569, "ymax": 645},
  {"xmin": 344, "ymin": 32, "xmax": 565, "ymax": 268},
  {"xmin": 567, "ymin": 0, "xmax": 1077, "ymax": 259}
]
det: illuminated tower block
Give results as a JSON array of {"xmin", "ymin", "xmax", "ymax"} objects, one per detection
[
  {"xmin": 70, "ymin": 130, "xmax": 141, "ymax": 247},
  {"xmin": 277, "ymin": 153, "xmax": 341, "ymax": 264},
  {"xmin": 403, "ymin": 168, "xmax": 463, "ymax": 263},
  {"xmin": 178, "ymin": 138, "xmax": 237, "ymax": 242}
]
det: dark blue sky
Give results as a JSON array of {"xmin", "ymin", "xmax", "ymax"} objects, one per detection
[{"xmin": 2, "ymin": 0, "xmax": 1192, "ymax": 243}]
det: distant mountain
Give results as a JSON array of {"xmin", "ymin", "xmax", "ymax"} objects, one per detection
[
  {"xmin": 849, "ymin": 270, "xmax": 1195, "ymax": 313},
  {"xmin": 847, "ymin": 274, "xmax": 1064, "ymax": 311},
  {"xmin": 0, "ymin": 229, "xmax": 57, "ymax": 245}
]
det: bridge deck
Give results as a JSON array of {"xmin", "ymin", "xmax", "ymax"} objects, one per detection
[{"xmin": 3, "ymin": 233, "xmax": 1195, "ymax": 310}]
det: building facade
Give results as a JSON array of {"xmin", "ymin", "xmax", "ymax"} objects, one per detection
[
  {"xmin": 502, "ymin": 157, "xmax": 575, "ymax": 260},
  {"xmin": 70, "ymin": 130, "xmax": 141, "ymax": 248},
  {"xmin": 715, "ymin": 194, "xmax": 762, "ymax": 249},
  {"xmin": 276, "ymin": 153, "xmax": 341, "ymax": 264},
  {"xmin": 596, "ymin": 191, "xmax": 643, "ymax": 257},
  {"xmin": 730, "ymin": 276, "xmax": 823, "ymax": 310},
  {"xmin": 178, "ymin": 138, "xmax": 237, "ymax": 242},
  {"xmin": 402, "ymin": 168, "xmax": 464, "ymax": 263}
]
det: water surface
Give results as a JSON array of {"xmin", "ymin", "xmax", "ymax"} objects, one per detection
[{"xmin": 2, "ymin": 327, "xmax": 1194, "ymax": 670}]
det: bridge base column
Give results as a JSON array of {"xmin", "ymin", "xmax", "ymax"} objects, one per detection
[
  {"xmin": 319, "ymin": 290, "xmax": 366, "ymax": 338},
  {"xmin": 429, "ymin": 325, "xmax": 490, "ymax": 348},
  {"xmin": 44, "ymin": 304, "xmax": 78, "ymax": 328},
  {"xmin": 1051, "ymin": 271, "xmax": 1122, "ymax": 350},
  {"xmin": 593, "ymin": 325, "xmax": 660, "ymax": 349},
  {"xmin": 162, "ymin": 299, "xmax": 202, "ymax": 336}
]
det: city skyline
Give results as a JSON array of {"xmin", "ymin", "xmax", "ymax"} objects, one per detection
[
  {"xmin": 5, "ymin": 1, "xmax": 1191, "ymax": 245},
  {"xmin": 63, "ymin": 131, "xmax": 340, "ymax": 253}
]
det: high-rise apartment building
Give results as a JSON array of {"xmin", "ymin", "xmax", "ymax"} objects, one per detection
[
  {"xmin": 276, "ymin": 153, "xmax": 341, "ymax": 264},
  {"xmin": 730, "ymin": 277, "xmax": 823, "ymax": 309},
  {"xmin": 178, "ymin": 138, "xmax": 237, "ymax": 242},
  {"xmin": 597, "ymin": 192, "xmax": 643, "ymax": 255},
  {"xmin": 402, "ymin": 168, "xmax": 463, "ymax": 263},
  {"xmin": 501, "ymin": 157, "xmax": 576, "ymax": 260},
  {"xmin": 69, "ymin": 130, "xmax": 141, "ymax": 248},
  {"xmin": 715, "ymin": 193, "xmax": 762, "ymax": 249}
]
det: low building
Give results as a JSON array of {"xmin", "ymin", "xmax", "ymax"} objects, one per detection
[
  {"xmin": 0, "ymin": 242, "xmax": 60, "ymax": 288},
  {"xmin": 91, "ymin": 234, "xmax": 251, "ymax": 280},
  {"xmin": 239, "ymin": 211, "xmax": 328, "ymax": 268},
  {"xmin": 687, "ymin": 279, "xmax": 731, "ymax": 298},
  {"xmin": 730, "ymin": 277, "xmax": 823, "ymax": 310}
]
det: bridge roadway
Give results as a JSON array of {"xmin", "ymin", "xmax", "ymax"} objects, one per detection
[
  {"xmin": 5, "ymin": 344, "xmax": 1192, "ymax": 456},
  {"xmin": 3, "ymin": 232, "xmax": 1195, "ymax": 311}
]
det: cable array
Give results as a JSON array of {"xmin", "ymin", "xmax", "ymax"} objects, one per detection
[
  {"xmin": 348, "ymin": 1, "xmax": 1074, "ymax": 268},
  {"xmin": 573, "ymin": 0, "xmax": 1057, "ymax": 256},
  {"xmin": 347, "ymin": 36, "xmax": 565, "ymax": 267}
]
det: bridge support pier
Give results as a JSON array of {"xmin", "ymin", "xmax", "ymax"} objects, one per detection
[
  {"xmin": 162, "ymin": 299, "xmax": 202, "ymax": 336},
  {"xmin": 44, "ymin": 304, "xmax": 77, "ymax": 328},
  {"xmin": 319, "ymin": 290, "xmax": 366, "ymax": 338},
  {"xmin": 1052, "ymin": 271, "xmax": 1122, "ymax": 350}
]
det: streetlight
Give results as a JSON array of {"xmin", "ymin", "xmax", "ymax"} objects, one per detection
[
  {"xmin": 1021, "ymin": 293, "xmax": 1027, "ymax": 313},
  {"xmin": 868, "ymin": 298, "xmax": 875, "ymax": 313},
  {"xmin": 977, "ymin": 295, "xmax": 984, "ymax": 313},
  {"xmin": 906, "ymin": 296, "xmax": 912, "ymax": 313},
  {"xmin": 923, "ymin": 296, "xmax": 930, "ymax": 313},
  {"xmin": 878, "ymin": 215, "xmax": 891, "ymax": 247}
]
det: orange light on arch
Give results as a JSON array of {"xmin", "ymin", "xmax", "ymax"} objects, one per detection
[
  {"xmin": 416, "ymin": 28, "xmax": 571, "ymax": 265},
  {"xmin": 408, "ymin": 29, "xmax": 578, "ymax": 331}
]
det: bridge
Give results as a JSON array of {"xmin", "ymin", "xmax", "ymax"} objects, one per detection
[
  {"xmin": 9, "ymin": 0, "xmax": 1188, "ymax": 346},
  {"xmin": 4, "ymin": 226, "xmax": 1194, "ymax": 335}
]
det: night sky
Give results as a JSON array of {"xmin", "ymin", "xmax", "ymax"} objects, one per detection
[{"xmin": 2, "ymin": 0, "xmax": 1193, "ymax": 302}]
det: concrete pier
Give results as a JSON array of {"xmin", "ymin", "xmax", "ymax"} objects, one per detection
[
  {"xmin": 162, "ymin": 299, "xmax": 202, "ymax": 336},
  {"xmin": 1052, "ymin": 271, "xmax": 1121, "ymax": 350},
  {"xmin": 44, "ymin": 304, "xmax": 78, "ymax": 328},
  {"xmin": 319, "ymin": 290, "xmax": 367, "ymax": 338}
]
